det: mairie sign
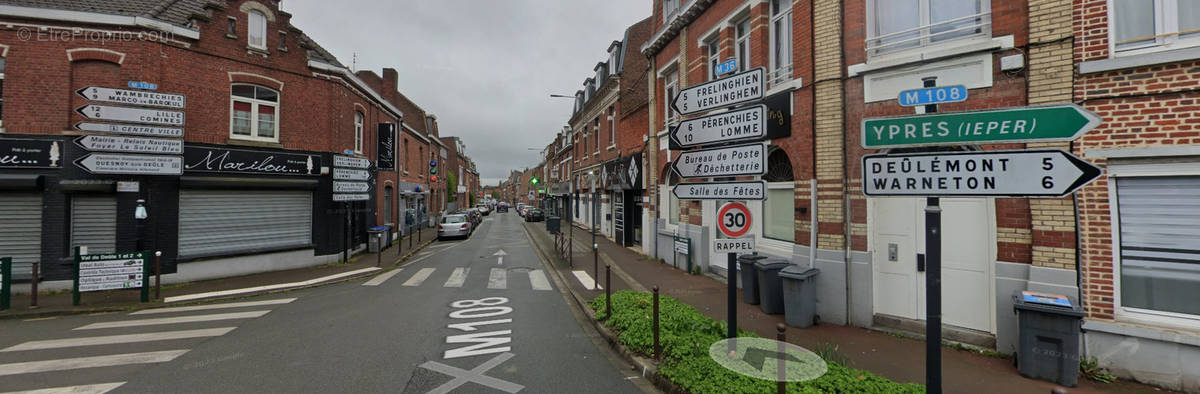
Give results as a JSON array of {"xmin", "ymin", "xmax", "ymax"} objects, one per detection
[
  {"xmin": 672, "ymin": 67, "xmax": 764, "ymax": 116},
  {"xmin": 861, "ymin": 104, "xmax": 1101, "ymax": 148}
]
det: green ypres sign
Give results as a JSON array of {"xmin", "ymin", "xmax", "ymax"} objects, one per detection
[{"xmin": 862, "ymin": 104, "xmax": 1101, "ymax": 149}]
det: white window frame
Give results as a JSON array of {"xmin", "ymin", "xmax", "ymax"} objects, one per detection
[
  {"xmin": 735, "ymin": 18, "xmax": 751, "ymax": 72},
  {"xmin": 864, "ymin": 0, "xmax": 992, "ymax": 58},
  {"xmin": 761, "ymin": 181, "xmax": 795, "ymax": 243},
  {"xmin": 1107, "ymin": 0, "xmax": 1200, "ymax": 57},
  {"xmin": 769, "ymin": 0, "xmax": 793, "ymax": 86},
  {"xmin": 593, "ymin": 117, "xmax": 601, "ymax": 154},
  {"xmin": 353, "ymin": 111, "xmax": 364, "ymax": 153},
  {"xmin": 707, "ymin": 39, "xmax": 721, "ymax": 81},
  {"xmin": 663, "ymin": 0, "xmax": 681, "ymax": 23},
  {"xmin": 663, "ymin": 69, "xmax": 679, "ymax": 126},
  {"xmin": 247, "ymin": 10, "xmax": 267, "ymax": 50},
  {"xmin": 1108, "ymin": 161, "xmax": 1200, "ymax": 329},
  {"xmin": 229, "ymin": 83, "xmax": 279, "ymax": 143},
  {"xmin": 608, "ymin": 107, "xmax": 616, "ymax": 149}
]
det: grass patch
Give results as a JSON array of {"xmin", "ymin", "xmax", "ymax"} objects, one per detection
[
  {"xmin": 591, "ymin": 290, "xmax": 924, "ymax": 393},
  {"xmin": 1080, "ymin": 357, "xmax": 1117, "ymax": 383}
]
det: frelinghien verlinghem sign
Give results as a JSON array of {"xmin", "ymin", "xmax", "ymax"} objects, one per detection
[{"xmin": 672, "ymin": 67, "xmax": 764, "ymax": 116}]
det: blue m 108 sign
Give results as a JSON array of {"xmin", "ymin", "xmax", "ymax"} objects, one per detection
[
  {"xmin": 714, "ymin": 59, "xmax": 737, "ymax": 77},
  {"xmin": 897, "ymin": 85, "xmax": 968, "ymax": 107}
]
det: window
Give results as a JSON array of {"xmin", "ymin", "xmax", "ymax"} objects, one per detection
[
  {"xmin": 665, "ymin": 171, "xmax": 681, "ymax": 224},
  {"xmin": 663, "ymin": 0, "xmax": 681, "ymax": 21},
  {"xmin": 763, "ymin": 149, "xmax": 795, "ymax": 241},
  {"xmin": 770, "ymin": 0, "xmax": 793, "ymax": 85},
  {"xmin": 0, "ymin": 58, "xmax": 5, "ymax": 127},
  {"xmin": 354, "ymin": 111, "xmax": 364, "ymax": 153},
  {"xmin": 1113, "ymin": 175, "xmax": 1200, "ymax": 319},
  {"xmin": 608, "ymin": 106, "xmax": 616, "ymax": 147},
  {"xmin": 226, "ymin": 17, "xmax": 236, "ymax": 36},
  {"xmin": 278, "ymin": 31, "xmax": 287, "ymax": 50},
  {"xmin": 1112, "ymin": 0, "xmax": 1200, "ymax": 54},
  {"xmin": 707, "ymin": 40, "xmax": 721, "ymax": 80},
  {"xmin": 248, "ymin": 10, "xmax": 267, "ymax": 50},
  {"xmin": 867, "ymin": 0, "xmax": 988, "ymax": 55},
  {"xmin": 736, "ymin": 18, "xmax": 751, "ymax": 71},
  {"xmin": 593, "ymin": 118, "xmax": 600, "ymax": 153},
  {"xmin": 664, "ymin": 70, "xmax": 678, "ymax": 126},
  {"xmin": 230, "ymin": 84, "xmax": 279, "ymax": 141},
  {"xmin": 402, "ymin": 138, "xmax": 408, "ymax": 173}
]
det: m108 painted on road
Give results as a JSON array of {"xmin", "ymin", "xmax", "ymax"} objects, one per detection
[{"xmin": 861, "ymin": 104, "xmax": 1101, "ymax": 148}]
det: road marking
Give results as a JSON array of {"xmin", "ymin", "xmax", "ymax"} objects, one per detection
[
  {"xmin": 487, "ymin": 268, "xmax": 506, "ymax": 289},
  {"xmin": 164, "ymin": 267, "xmax": 380, "ymax": 303},
  {"xmin": 572, "ymin": 270, "xmax": 602, "ymax": 290},
  {"xmin": 421, "ymin": 352, "xmax": 524, "ymax": 394},
  {"xmin": 2, "ymin": 327, "xmax": 237, "ymax": 352},
  {"xmin": 0, "ymin": 382, "xmax": 126, "ymax": 394},
  {"xmin": 493, "ymin": 249, "xmax": 507, "ymax": 266},
  {"xmin": 528, "ymin": 270, "xmax": 552, "ymax": 291},
  {"xmin": 0, "ymin": 350, "xmax": 188, "ymax": 377},
  {"xmin": 130, "ymin": 298, "xmax": 296, "ymax": 315},
  {"xmin": 444, "ymin": 268, "xmax": 469, "ymax": 287},
  {"xmin": 74, "ymin": 311, "xmax": 270, "ymax": 330},
  {"xmin": 362, "ymin": 269, "xmax": 403, "ymax": 286},
  {"xmin": 402, "ymin": 267, "xmax": 436, "ymax": 286}
]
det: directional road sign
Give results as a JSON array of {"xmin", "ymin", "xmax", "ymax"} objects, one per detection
[
  {"xmin": 673, "ymin": 67, "xmax": 764, "ymax": 116},
  {"xmin": 332, "ymin": 193, "xmax": 370, "ymax": 202},
  {"xmin": 862, "ymin": 104, "xmax": 1101, "ymax": 148},
  {"xmin": 74, "ymin": 153, "xmax": 183, "ymax": 175},
  {"xmin": 670, "ymin": 104, "xmax": 771, "ymax": 149},
  {"xmin": 76, "ymin": 104, "xmax": 185, "ymax": 126},
  {"xmin": 75, "ymin": 122, "xmax": 184, "ymax": 138},
  {"xmin": 76, "ymin": 86, "xmax": 185, "ymax": 109},
  {"xmin": 74, "ymin": 135, "xmax": 183, "ymax": 155},
  {"xmin": 861, "ymin": 149, "xmax": 1101, "ymax": 197},
  {"xmin": 673, "ymin": 180, "xmax": 766, "ymax": 200},
  {"xmin": 671, "ymin": 142, "xmax": 765, "ymax": 178},
  {"xmin": 897, "ymin": 85, "xmax": 968, "ymax": 107},
  {"xmin": 333, "ymin": 181, "xmax": 370, "ymax": 193},
  {"xmin": 715, "ymin": 58, "xmax": 737, "ymax": 76},
  {"xmin": 332, "ymin": 167, "xmax": 370, "ymax": 181},
  {"xmin": 334, "ymin": 155, "xmax": 371, "ymax": 169},
  {"xmin": 713, "ymin": 238, "xmax": 755, "ymax": 254}
]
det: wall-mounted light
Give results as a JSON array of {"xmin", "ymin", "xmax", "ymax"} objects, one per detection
[{"xmin": 135, "ymin": 199, "xmax": 148, "ymax": 220}]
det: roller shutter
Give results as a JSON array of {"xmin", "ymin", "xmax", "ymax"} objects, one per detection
[
  {"xmin": 0, "ymin": 194, "xmax": 42, "ymax": 279},
  {"xmin": 1116, "ymin": 176, "xmax": 1200, "ymax": 316},
  {"xmin": 70, "ymin": 195, "xmax": 117, "ymax": 255},
  {"xmin": 179, "ymin": 189, "xmax": 312, "ymax": 258}
]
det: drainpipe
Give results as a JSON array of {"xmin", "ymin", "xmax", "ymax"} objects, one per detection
[
  {"xmin": 838, "ymin": 0, "xmax": 853, "ymax": 324},
  {"xmin": 809, "ymin": 182, "xmax": 817, "ymax": 269}
]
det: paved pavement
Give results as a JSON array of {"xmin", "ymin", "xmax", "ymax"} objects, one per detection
[{"xmin": 0, "ymin": 213, "xmax": 651, "ymax": 393}]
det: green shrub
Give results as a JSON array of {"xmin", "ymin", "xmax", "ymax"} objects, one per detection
[{"xmin": 591, "ymin": 291, "xmax": 924, "ymax": 394}]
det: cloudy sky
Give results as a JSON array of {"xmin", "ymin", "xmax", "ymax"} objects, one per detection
[{"xmin": 284, "ymin": 1, "xmax": 650, "ymax": 186}]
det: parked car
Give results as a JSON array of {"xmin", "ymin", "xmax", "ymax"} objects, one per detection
[
  {"xmin": 525, "ymin": 209, "xmax": 545, "ymax": 222},
  {"xmin": 438, "ymin": 214, "xmax": 471, "ymax": 240},
  {"xmin": 496, "ymin": 204, "xmax": 508, "ymax": 213},
  {"xmin": 466, "ymin": 208, "xmax": 482, "ymax": 226},
  {"xmin": 475, "ymin": 204, "xmax": 490, "ymax": 216}
]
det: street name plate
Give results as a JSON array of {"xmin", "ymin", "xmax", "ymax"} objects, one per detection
[
  {"xmin": 673, "ymin": 180, "xmax": 766, "ymax": 200},
  {"xmin": 673, "ymin": 67, "xmax": 764, "ymax": 116},
  {"xmin": 333, "ymin": 181, "xmax": 370, "ymax": 193},
  {"xmin": 333, "ymin": 193, "xmax": 370, "ymax": 202},
  {"xmin": 334, "ymin": 155, "xmax": 371, "ymax": 169},
  {"xmin": 332, "ymin": 167, "xmax": 370, "ymax": 181},
  {"xmin": 897, "ymin": 85, "xmax": 968, "ymax": 107},
  {"xmin": 670, "ymin": 104, "xmax": 767, "ymax": 149},
  {"xmin": 76, "ymin": 86, "xmax": 185, "ymax": 109},
  {"xmin": 74, "ymin": 135, "xmax": 183, "ymax": 155},
  {"xmin": 861, "ymin": 149, "xmax": 1102, "ymax": 197},
  {"xmin": 76, "ymin": 104, "xmax": 185, "ymax": 126},
  {"xmin": 74, "ymin": 153, "xmax": 183, "ymax": 175},
  {"xmin": 861, "ymin": 104, "xmax": 1101, "ymax": 148},
  {"xmin": 75, "ymin": 122, "xmax": 185, "ymax": 138},
  {"xmin": 714, "ymin": 238, "xmax": 755, "ymax": 254},
  {"xmin": 671, "ymin": 143, "xmax": 765, "ymax": 178}
]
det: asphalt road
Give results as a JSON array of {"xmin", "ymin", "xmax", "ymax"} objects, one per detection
[{"xmin": 0, "ymin": 212, "xmax": 649, "ymax": 393}]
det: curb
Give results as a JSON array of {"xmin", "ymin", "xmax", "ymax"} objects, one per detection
[{"xmin": 523, "ymin": 223, "xmax": 683, "ymax": 394}]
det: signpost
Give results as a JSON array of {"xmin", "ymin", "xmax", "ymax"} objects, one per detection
[
  {"xmin": 332, "ymin": 155, "xmax": 373, "ymax": 264},
  {"xmin": 333, "ymin": 167, "xmax": 371, "ymax": 181},
  {"xmin": 74, "ymin": 135, "xmax": 183, "ymax": 155},
  {"xmin": 672, "ymin": 67, "xmax": 764, "ymax": 116},
  {"xmin": 672, "ymin": 235, "xmax": 691, "ymax": 273},
  {"xmin": 670, "ymin": 143, "xmax": 766, "ymax": 178},
  {"xmin": 333, "ymin": 181, "xmax": 371, "ymax": 193},
  {"xmin": 897, "ymin": 85, "xmax": 967, "ymax": 107},
  {"xmin": 333, "ymin": 193, "xmax": 371, "ymax": 202},
  {"xmin": 862, "ymin": 149, "xmax": 1101, "ymax": 197},
  {"xmin": 75, "ymin": 104, "xmax": 185, "ymax": 126},
  {"xmin": 0, "ymin": 257, "xmax": 10, "ymax": 311},
  {"xmin": 335, "ymin": 155, "xmax": 371, "ymax": 169},
  {"xmin": 669, "ymin": 104, "xmax": 773, "ymax": 149},
  {"xmin": 74, "ymin": 153, "xmax": 182, "ymax": 175},
  {"xmin": 72, "ymin": 249, "xmax": 149, "ymax": 305},
  {"xmin": 672, "ymin": 180, "xmax": 766, "ymax": 200},
  {"xmin": 75, "ymin": 122, "xmax": 184, "ymax": 138},
  {"xmin": 861, "ymin": 104, "xmax": 1101, "ymax": 148},
  {"xmin": 76, "ymin": 86, "xmax": 185, "ymax": 109},
  {"xmin": 713, "ymin": 238, "xmax": 755, "ymax": 254}
]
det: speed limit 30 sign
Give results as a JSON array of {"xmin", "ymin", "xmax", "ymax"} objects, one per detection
[{"xmin": 717, "ymin": 202, "xmax": 752, "ymax": 238}]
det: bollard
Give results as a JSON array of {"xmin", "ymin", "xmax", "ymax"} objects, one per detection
[
  {"xmin": 154, "ymin": 251, "xmax": 162, "ymax": 300},
  {"xmin": 777, "ymin": 323, "xmax": 787, "ymax": 394},
  {"xmin": 653, "ymin": 286, "xmax": 661, "ymax": 360},
  {"xmin": 409, "ymin": 224, "xmax": 414, "ymax": 249},
  {"xmin": 376, "ymin": 233, "xmax": 383, "ymax": 267},
  {"xmin": 605, "ymin": 264, "xmax": 612, "ymax": 320},
  {"xmin": 593, "ymin": 243, "xmax": 598, "ymax": 290},
  {"xmin": 29, "ymin": 262, "xmax": 39, "ymax": 308}
]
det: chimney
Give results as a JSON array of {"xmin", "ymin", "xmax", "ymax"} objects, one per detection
[{"xmin": 383, "ymin": 68, "xmax": 399, "ymax": 94}]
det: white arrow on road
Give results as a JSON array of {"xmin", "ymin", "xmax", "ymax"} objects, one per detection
[{"xmin": 493, "ymin": 249, "xmax": 507, "ymax": 265}]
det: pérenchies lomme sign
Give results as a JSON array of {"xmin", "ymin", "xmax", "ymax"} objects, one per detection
[{"xmin": 861, "ymin": 104, "xmax": 1101, "ymax": 149}]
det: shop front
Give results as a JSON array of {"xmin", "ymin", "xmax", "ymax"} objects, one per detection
[
  {"xmin": 602, "ymin": 153, "xmax": 644, "ymax": 247},
  {"xmin": 0, "ymin": 136, "xmax": 62, "ymax": 280}
]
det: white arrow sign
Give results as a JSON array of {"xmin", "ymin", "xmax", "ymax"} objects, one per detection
[
  {"xmin": 672, "ymin": 67, "xmax": 764, "ymax": 116},
  {"xmin": 862, "ymin": 149, "xmax": 1102, "ymax": 197},
  {"xmin": 76, "ymin": 86, "xmax": 185, "ymax": 109},
  {"xmin": 332, "ymin": 193, "xmax": 370, "ymax": 201},
  {"xmin": 333, "ymin": 181, "xmax": 370, "ymax": 193},
  {"xmin": 494, "ymin": 249, "xmax": 507, "ymax": 265},
  {"xmin": 670, "ymin": 104, "xmax": 767, "ymax": 149},
  {"xmin": 333, "ymin": 167, "xmax": 370, "ymax": 181},
  {"xmin": 673, "ymin": 180, "xmax": 767, "ymax": 200},
  {"xmin": 74, "ymin": 135, "xmax": 183, "ymax": 154},
  {"xmin": 75, "ymin": 122, "xmax": 184, "ymax": 138},
  {"xmin": 76, "ymin": 104, "xmax": 184, "ymax": 126},
  {"xmin": 334, "ymin": 155, "xmax": 371, "ymax": 169},
  {"xmin": 671, "ymin": 142, "xmax": 765, "ymax": 178},
  {"xmin": 75, "ymin": 153, "xmax": 182, "ymax": 175}
]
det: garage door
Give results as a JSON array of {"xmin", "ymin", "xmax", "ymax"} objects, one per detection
[
  {"xmin": 71, "ymin": 195, "xmax": 117, "ymax": 255},
  {"xmin": 179, "ymin": 189, "xmax": 312, "ymax": 258},
  {"xmin": 0, "ymin": 194, "xmax": 42, "ymax": 279}
]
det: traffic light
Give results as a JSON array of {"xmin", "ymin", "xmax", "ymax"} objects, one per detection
[{"xmin": 530, "ymin": 177, "xmax": 539, "ymax": 185}]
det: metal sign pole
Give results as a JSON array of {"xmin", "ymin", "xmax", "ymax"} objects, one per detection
[
  {"xmin": 139, "ymin": 252, "xmax": 150, "ymax": 303},
  {"xmin": 343, "ymin": 202, "xmax": 350, "ymax": 264},
  {"xmin": 72, "ymin": 246, "xmax": 81, "ymax": 306},
  {"xmin": 0, "ymin": 257, "xmax": 10, "ymax": 311},
  {"xmin": 921, "ymin": 76, "xmax": 943, "ymax": 394}
]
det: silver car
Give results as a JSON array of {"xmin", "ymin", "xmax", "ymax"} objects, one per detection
[{"xmin": 438, "ymin": 214, "xmax": 471, "ymax": 240}]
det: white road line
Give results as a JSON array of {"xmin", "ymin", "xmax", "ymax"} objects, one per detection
[
  {"xmin": 443, "ymin": 268, "xmax": 469, "ymax": 288},
  {"xmin": 402, "ymin": 268, "xmax": 436, "ymax": 287},
  {"xmin": 74, "ymin": 311, "xmax": 270, "ymax": 330},
  {"xmin": 163, "ymin": 267, "xmax": 380, "ymax": 303},
  {"xmin": 362, "ymin": 269, "xmax": 403, "ymax": 286},
  {"xmin": 0, "ymin": 382, "xmax": 126, "ymax": 394},
  {"xmin": 487, "ymin": 268, "xmax": 507, "ymax": 289},
  {"xmin": 2, "ymin": 327, "xmax": 237, "ymax": 352},
  {"xmin": 130, "ymin": 299, "xmax": 296, "ymax": 315},
  {"xmin": 572, "ymin": 270, "xmax": 602, "ymax": 290},
  {"xmin": 528, "ymin": 270, "xmax": 552, "ymax": 291},
  {"xmin": 0, "ymin": 350, "xmax": 188, "ymax": 377}
]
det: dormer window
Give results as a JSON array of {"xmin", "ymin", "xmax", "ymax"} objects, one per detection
[{"xmin": 248, "ymin": 10, "xmax": 267, "ymax": 50}]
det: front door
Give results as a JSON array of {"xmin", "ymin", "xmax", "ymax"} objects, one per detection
[{"xmin": 871, "ymin": 197, "xmax": 994, "ymax": 333}]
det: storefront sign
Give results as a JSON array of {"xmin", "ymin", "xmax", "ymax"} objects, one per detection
[
  {"xmin": 378, "ymin": 123, "xmax": 396, "ymax": 171},
  {"xmin": 76, "ymin": 86, "xmax": 185, "ymax": 109},
  {"xmin": 74, "ymin": 135, "xmax": 183, "ymax": 155},
  {"xmin": 183, "ymin": 146, "xmax": 320, "ymax": 176},
  {"xmin": 0, "ymin": 138, "xmax": 61, "ymax": 168},
  {"xmin": 76, "ymin": 104, "xmax": 185, "ymax": 126},
  {"xmin": 75, "ymin": 122, "xmax": 185, "ymax": 138},
  {"xmin": 75, "ymin": 153, "xmax": 182, "ymax": 175},
  {"xmin": 601, "ymin": 154, "xmax": 643, "ymax": 190}
]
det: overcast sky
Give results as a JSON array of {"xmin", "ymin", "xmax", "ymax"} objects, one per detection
[{"xmin": 284, "ymin": 1, "xmax": 649, "ymax": 186}]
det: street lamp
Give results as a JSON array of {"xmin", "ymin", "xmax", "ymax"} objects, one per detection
[{"xmin": 134, "ymin": 199, "xmax": 148, "ymax": 253}]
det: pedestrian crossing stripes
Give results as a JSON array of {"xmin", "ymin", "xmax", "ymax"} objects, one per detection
[
  {"xmin": 572, "ymin": 271, "xmax": 602, "ymax": 290},
  {"xmin": 367, "ymin": 266, "xmax": 554, "ymax": 291},
  {"xmin": 444, "ymin": 268, "xmax": 469, "ymax": 287},
  {"xmin": 362, "ymin": 269, "xmax": 403, "ymax": 286},
  {"xmin": 129, "ymin": 298, "xmax": 297, "ymax": 315},
  {"xmin": 1, "ymin": 382, "xmax": 126, "ymax": 394},
  {"xmin": 74, "ymin": 310, "xmax": 270, "ymax": 330},
  {"xmin": 402, "ymin": 267, "xmax": 436, "ymax": 286},
  {"xmin": 487, "ymin": 268, "xmax": 506, "ymax": 289},
  {"xmin": 528, "ymin": 270, "xmax": 552, "ymax": 291},
  {"xmin": 0, "ymin": 350, "xmax": 189, "ymax": 377},
  {"xmin": 1, "ymin": 327, "xmax": 237, "ymax": 352}
]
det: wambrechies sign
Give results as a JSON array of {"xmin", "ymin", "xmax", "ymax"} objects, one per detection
[
  {"xmin": 0, "ymin": 138, "xmax": 62, "ymax": 168},
  {"xmin": 183, "ymin": 146, "xmax": 321, "ymax": 176}
]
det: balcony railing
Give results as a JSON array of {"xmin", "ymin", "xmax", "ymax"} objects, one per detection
[{"xmin": 865, "ymin": 12, "xmax": 991, "ymax": 55}]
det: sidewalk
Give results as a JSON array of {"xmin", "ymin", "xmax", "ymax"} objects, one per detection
[
  {"xmin": 529, "ymin": 221, "xmax": 1167, "ymax": 394},
  {"xmin": 0, "ymin": 227, "xmax": 438, "ymax": 319}
]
